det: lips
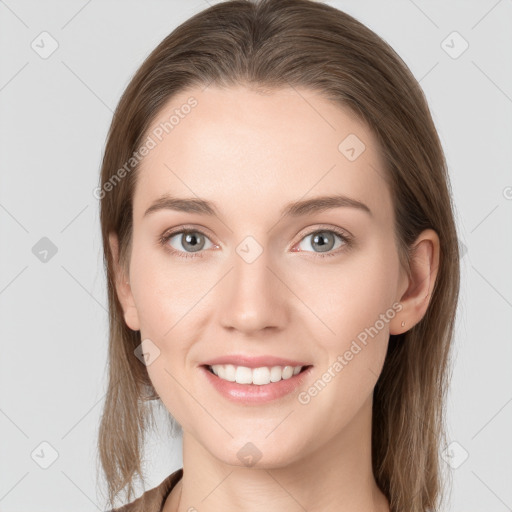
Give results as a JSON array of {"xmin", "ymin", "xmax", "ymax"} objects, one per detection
[
  {"xmin": 200, "ymin": 363, "xmax": 314, "ymax": 403},
  {"xmin": 201, "ymin": 354, "xmax": 311, "ymax": 368}
]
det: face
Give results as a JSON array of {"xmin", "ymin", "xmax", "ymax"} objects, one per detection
[{"xmin": 113, "ymin": 84, "xmax": 410, "ymax": 468}]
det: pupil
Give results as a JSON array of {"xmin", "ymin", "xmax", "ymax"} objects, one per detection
[
  {"xmin": 184, "ymin": 232, "xmax": 204, "ymax": 252},
  {"xmin": 313, "ymin": 231, "xmax": 333, "ymax": 252}
]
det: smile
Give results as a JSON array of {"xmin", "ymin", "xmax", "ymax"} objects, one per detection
[
  {"xmin": 208, "ymin": 364, "xmax": 304, "ymax": 385},
  {"xmin": 201, "ymin": 364, "xmax": 313, "ymax": 403}
]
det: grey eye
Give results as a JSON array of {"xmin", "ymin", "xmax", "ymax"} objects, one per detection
[
  {"xmin": 297, "ymin": 230, "xmax": 344, "ymax": 253},
  {"xmin": 168, "ymin": 231, "xmax": 213, "ymax": 253}
]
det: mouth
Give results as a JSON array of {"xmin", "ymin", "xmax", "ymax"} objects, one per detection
[
  {"xmin": 200, "ymin": 362, "xmax": 314, "ymax": 403},
  {"xmin": 202, "ymin": 363, "xmax": 313, "ymax": 386}
]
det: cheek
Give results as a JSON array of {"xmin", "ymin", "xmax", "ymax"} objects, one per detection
[
  {"xmin": 292, "ymin": 237, "xmax": 400, "ymax": 349},
  {"xmin": 128, "ymin": 241, "xmax": 189, "ymax": 338},
  {"xmin": 127, "ymin": 233, "xmax": 401, "ymax": 446},
  {"xmin": 292, "ymin": 246, "xmax": 399, "ymax": 431},
  {"xmin": 296, "ymin": 242, "xmax": 399, "ymax": 414},
  {"xmin": 130, "ymin": 231, "xmax": 400, "ymax": 354}
]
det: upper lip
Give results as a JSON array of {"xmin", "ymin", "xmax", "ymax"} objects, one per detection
[{"xmin": 201, "ymin": 354, "xmax": 311, "ymax": 368}]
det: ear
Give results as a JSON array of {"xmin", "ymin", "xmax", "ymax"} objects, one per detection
[
  {"xmin": 108, "ymin": 232, "xmax": 141, "ymax": 331},
  {"xmin": 389, "ymin": 228, "xmax": 440, "ymax": 335}
]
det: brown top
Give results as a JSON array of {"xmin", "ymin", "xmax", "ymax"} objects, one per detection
[{"xmin": 112, "ymin": 468, "xmax": 183, "ymax": 512}]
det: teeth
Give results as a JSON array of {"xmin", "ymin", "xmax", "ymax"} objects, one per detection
[{"xmin": 210, "ymin": 364, "xmax": 304, "ymax": 385}]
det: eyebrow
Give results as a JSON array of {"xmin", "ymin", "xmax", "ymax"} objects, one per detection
[{"xmin": 143, "ymin": 193, "xmax": 372, "ymax": 218}]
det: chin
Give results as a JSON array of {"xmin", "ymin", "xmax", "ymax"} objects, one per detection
[{"xmin": 206, "ymin": 434, "xmax": 307, "ymax": 470}]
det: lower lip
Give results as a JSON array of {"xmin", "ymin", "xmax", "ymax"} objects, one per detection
[{"xmin": 200, "ymin": 365, "xmax": 313, "ymax": 404}]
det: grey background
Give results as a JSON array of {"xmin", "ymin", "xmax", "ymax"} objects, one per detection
[{"xmin": 0, "ymin": 0, "xmax": 511, "ymax": 510}]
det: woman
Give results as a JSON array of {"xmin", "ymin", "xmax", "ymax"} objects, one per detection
[{"xmin": 97, "ymin": 0, "xmax": 460, "ymax": 511}]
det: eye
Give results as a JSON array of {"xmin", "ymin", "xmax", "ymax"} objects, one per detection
[
  {"xmin": 159, "ymin": 225, "xmax": 352, "ymax": 259},
  {"xmin": 159, "ymin": 228, "xmax": 215, "ymax": 259},
  {"xmin": 294, "ymin": 227, "xmax": 351, "ymax": 258}
]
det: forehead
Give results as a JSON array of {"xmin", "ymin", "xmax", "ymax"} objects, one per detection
[{"xmin": 133, "ymin": 84, "xmax": 392, "ymax": 223}]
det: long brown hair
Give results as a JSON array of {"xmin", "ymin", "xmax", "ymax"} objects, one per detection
[{"xmin": 97, "ymin": 1, "xmax": 460, "ymax": 510}]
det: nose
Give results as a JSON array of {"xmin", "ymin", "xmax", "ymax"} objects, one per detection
[{"xmin": 217, "ymin": 247, "xmax": 289, "ymax": 335}]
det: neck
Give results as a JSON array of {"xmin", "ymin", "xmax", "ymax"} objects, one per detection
[{"xmin": 166, "ymin": 395, "xmax": 389, "ymax": 512}]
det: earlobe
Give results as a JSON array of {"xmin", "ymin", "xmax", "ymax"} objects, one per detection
[
  {"xmin": 390, "ymin": 229, "xmax": 440, "ymax": 335},
  {"xmin": 108, "ymin": 232, "xmax": 141, "ymax": 331}
]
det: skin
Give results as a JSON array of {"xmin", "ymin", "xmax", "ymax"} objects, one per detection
[{"xmin": 109, "ymin": 84, "xmax": 440, "ymax": 512}]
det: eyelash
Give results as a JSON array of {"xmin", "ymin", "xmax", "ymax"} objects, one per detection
[{"xmin": 158, "ymin": 225, "xmax": 353, "ymax": 260}]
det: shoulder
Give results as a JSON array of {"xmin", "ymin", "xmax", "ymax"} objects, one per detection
[{"xmin": 111, "ymin": 468, "xmax": 183, "ymax": 512}]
